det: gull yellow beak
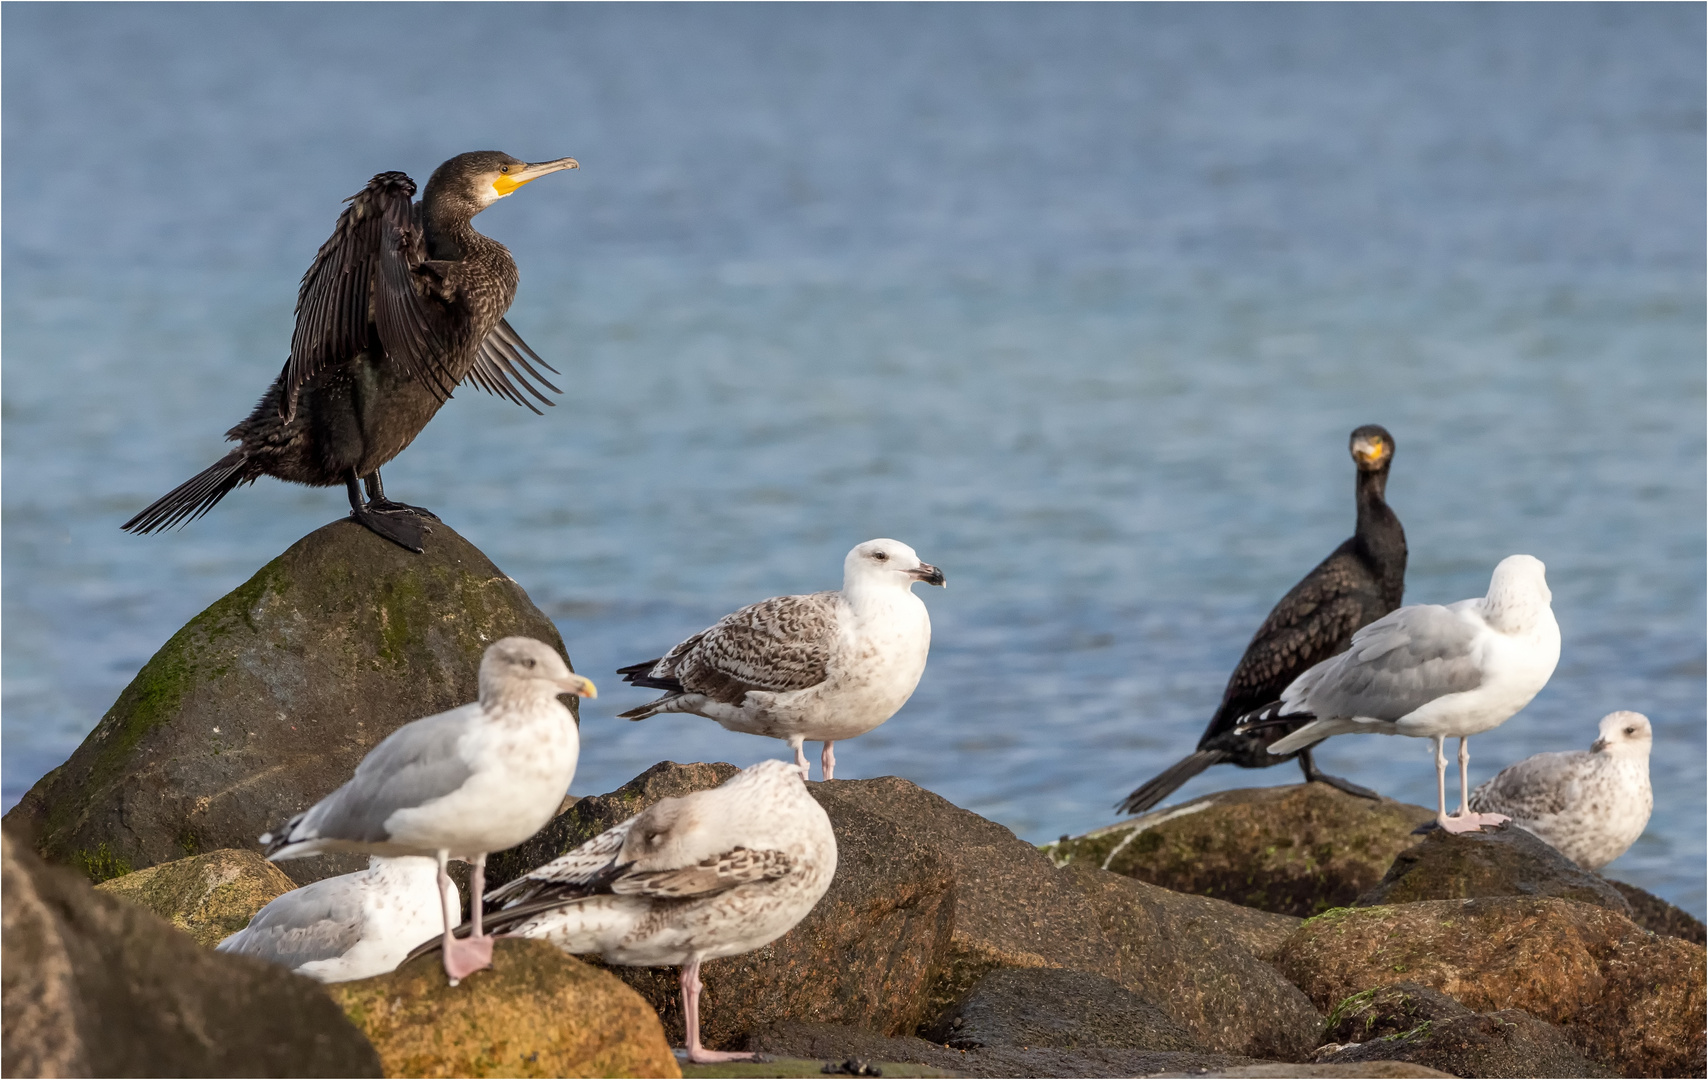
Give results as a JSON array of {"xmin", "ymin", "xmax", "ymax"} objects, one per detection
[
  {"xmin": 558, "ymin": 673, "xmax": 597, "ymax": 699},
  {"xmin": 493, "ymin": 157, "xmax": 579, "ymax": 197}
]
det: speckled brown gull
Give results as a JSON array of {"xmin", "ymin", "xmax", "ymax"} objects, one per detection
[
  {"xmin": 617, "ymin": 539, "xmax": 944, "ymax": 780},
  {"xmin": 450, "ymin": 759, "xmax": 837, "ymax": 1064},
  {"xmin": 1470, "ymin": 711, "xmax": 1653, "ymax": 870},
  {"xmin": 1241, "ymin": 555, "xmax": 1561, "ymax": 834},
  {"xmin": 261, "ymin": 637, "xmax": 595, "ymax": 984}
]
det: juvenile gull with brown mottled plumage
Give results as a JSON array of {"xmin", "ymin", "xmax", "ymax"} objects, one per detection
[
  {"xmin": 616, "ymin": 539, "xmax": 945, "ymax": 780},
  {"xmin": 434, "ymin": 759, "xmax": 837, "ymax": 1065}
]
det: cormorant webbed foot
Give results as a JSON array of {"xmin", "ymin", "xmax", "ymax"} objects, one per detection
[
  {"xmin": 350, "ymin": 506, "xmax": 427, "ymax": 552},
  {"xmin": 1300, "ymin": 749, "xmax": 1380, "ymax": 801},
  {"xmin": 366, "ymin": 499, "xmax": 441, "ymax": 521}
]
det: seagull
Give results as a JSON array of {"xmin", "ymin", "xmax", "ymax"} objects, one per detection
[
  {"xmin": 261, "ymin": 636, "xmax": 595, "ymax": 983},
  {"xmin": 1239, "ymin": 554, "xmax": 1561, "ymax": 834},
  {"xmin": 1119, "ymin": 424, "xmax": 1406, "ymax": 814},
  {"xmin": 424, "ymin": 759, "xmax": 837, "ymax": 1064},
  {"xmin": 1468, "ymin": 711, "xmax": 1653, "ymax": 870},
  {"xmin": 616, "ymin": 539, "xmax": 945, "ymax": 780},
  {"xmin": 216, "ymin": 856, "xmax": 458, "ymax": 983}
]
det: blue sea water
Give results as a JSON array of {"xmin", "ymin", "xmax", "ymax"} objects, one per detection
[{"xmin": 4, "ymin": 4, "xmax": 1703, "ymax": 914}]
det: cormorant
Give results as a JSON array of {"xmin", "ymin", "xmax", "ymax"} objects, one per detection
[
  {"xmin": 122, "ymin": 151, "xmax": 579, "ymax": 551},
  {"xmin": 1117, "ymin": 424, "xmax": 1406, "ymax": 814}
]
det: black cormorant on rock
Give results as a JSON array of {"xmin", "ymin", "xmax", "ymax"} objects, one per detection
[
  {"xmin": 1118, "ymin": 424, "xmax": 1406, "ymax": 814},
  {"xmin": 122, "ymin": 151, "xmax": 579, "ymax": 551}
]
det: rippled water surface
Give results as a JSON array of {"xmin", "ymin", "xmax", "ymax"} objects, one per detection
[{"xmin": 5, "ymin": 5, "xmax": 1703, "ymax": 914}]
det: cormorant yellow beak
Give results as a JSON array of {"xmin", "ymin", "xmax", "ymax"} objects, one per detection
[
  {"xmin": 493, "ymin": 157, "xmax": 579, "ymax": 198},
  {"xmin": 1353, "ymin": 436, "xmax": 1384, "ymax": 462},
  {"xmin": 557, "ymin": 673, "xmax": 597, "ymax": 699}
]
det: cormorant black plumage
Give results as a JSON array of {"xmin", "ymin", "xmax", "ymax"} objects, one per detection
[
  {"xmin": 1118, "ymin": 424, "xmax": 1407, "ymax": 814},
  {"xmin": 122, "ymin": 151, "xmax": 579, "ymax": 551}
]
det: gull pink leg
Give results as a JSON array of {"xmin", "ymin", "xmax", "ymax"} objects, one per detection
[
  {"xmin": 1449, "ymin": 736, "xmax": 1508, "ymax": 832},
  {"xmin": 679, "ymin": 956, "xmax": 756, "ymax": 1064},
  {"xmin": 443, "ymin": 852, "xmax": 494, "ymax": 983},
  {"xmin": 788, "ymin": 736, "xmax": 810, "ymax": 781},
  {"xmin": 821, "ymin": 741, "xmax": 836, "ymax": 781}
]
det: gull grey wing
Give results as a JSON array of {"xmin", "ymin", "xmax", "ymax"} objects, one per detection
[
  {"xmin": 671, "ymin": 593, "xmax": 839, "ymax": 705},
  {"xmin": 281, "ymin": 172, "xmax": 414, "ymax": 420},
  {"xmin": 485, "ymin": 818, "xmax": 636, "ymax": 908},
  {"xmin": 1469, "ymin": 751, "xmax": 1585, "ymax": 818},
  {"xmin": 290, "ymin": 705, "xmax": 478, "ymax": 845},
  {"xmin": 613, "ymin": 847, "xmax": 795, "ymax": 900},
  {"xmin": 216, "ymin": 876, "xmax": 365, "ymax": 969},
  {"xmin": 464, "ymin": 318, "xmax": 562, "ymax": 414},
  {"xmin": 1299, "ymin": 604, "xmax": 1485, "ymax": 722}
]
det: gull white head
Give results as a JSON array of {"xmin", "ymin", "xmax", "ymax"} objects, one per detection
[
  {"xmin": 478, "ymin": 636, "xmax": 597, "ymax": 708},
  {"xmin": 1590, "ymin": 711, "xmax": 1652, "ymax": 758},
  {"xmin": 843, "ymin": 539, "xmax": 945, "ymax": 593},
  {"xmin": 617, "ymin": 760, "xmax": 805, "ymax": 873},
  {"xmin": 1480, "ymin": 554, "xmax": 1551, "ymax": 632}
]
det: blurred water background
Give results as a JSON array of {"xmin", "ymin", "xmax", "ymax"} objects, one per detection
[{"xmin": 4, "ymin": 4, "xmax": 1702, "ymax": 914}]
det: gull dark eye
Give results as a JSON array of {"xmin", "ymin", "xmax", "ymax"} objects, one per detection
[
  {"xmin": 873, "ymin": 551, "xmax": 888, "ymax": 561},
  {"xmin": 525, "ymin": 657, "xmax": 536, "ymax": 669}
]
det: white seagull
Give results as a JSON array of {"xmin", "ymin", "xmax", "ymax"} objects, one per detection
[
  {"xmin": 1243, "ymin": 554, "xmax": 1561, "ymax": 834},
  {"xmin": 438, "ymin": 759, "xmax": 837, "ymax": 1064},
  {"xmin": 1468, "ymin": 710, "xmax": 1653, "ymax": 870},
  {"xmin": 261, "ymin": 636, "xmax": 596, "ymax": 983},
  {"xmin": 616, "ymin": 539, "xmax": 944, "ymax": 780},
  {"xmin": 216, "ymin": 856, "xmax": 458, "ymax": 983}
]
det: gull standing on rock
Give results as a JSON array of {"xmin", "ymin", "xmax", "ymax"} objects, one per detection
[
  {"xmin": 444, "ymin": 759, "xmax": 837, "ymax": 1065},
  {"xmin": 262, "ymin": 637, "xmax": 595, "ymax": 983},
  {"xmin": 617, "ymin": 539, "xmax": 945, "ymax": 780},
  {"xmin": 1239, "ymin": 555, "xmax": 1561, "ymax": 834},
  {"xmin": 216, "ymin": 856, "xmax": 458, "ymax": 983},
  {"xmin": 1468, "ymin": 711, "xmax": 1653, "ymax": 870}
]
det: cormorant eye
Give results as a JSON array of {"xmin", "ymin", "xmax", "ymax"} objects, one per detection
[{"xmin": 500, "ymin": 165, "xmax": 510, "ymax": 173}]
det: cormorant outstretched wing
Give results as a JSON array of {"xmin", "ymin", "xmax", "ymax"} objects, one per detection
[
  {"xmin": 280, "ymin": 172, "xmax": 465, "ymax": 420},
  {"xmin": 464, "ymin": 318, "xmax": 563, "ymax": 414}
]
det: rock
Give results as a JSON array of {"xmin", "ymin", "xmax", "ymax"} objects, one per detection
[
  {"xmin": 1608, "ymin": 879, "xmax": 1707, "ymax": 944},
  {"xmin": 1063, "ymin": 863, "xmax": 1322, "ymax": 1060},
  {"xmin": 1319, "ymin": 1010, "xmax": 1611, "ymax": 1078},
  {"xmin": 1356, "ymin": 824, "xmax": 1632, "ymax": 914},
  {"xmin": 487, "ymin": 763, "xmax": 1318, "ymax": 1060},
  {"xmin": 921, "ymin": 967, "xmax": 1196, "ymax": 1051},
  {"xmin": 0, "ymin": 827, "xmax": 381, "ymax": 1077},
  {"xmin": 326, "ymin": 938, "xmax": 679, "ymax": 1079},
  {"xmin": 1275, "ymin": 897, "xmax": 1707, "ymax": 1077},
  {"xmin": 746, "ymin": 1020, "xmax": 1254, "ymax": 1078},
  {"xmin": 1321, "ymin": 982, "xmax": 1470, "ymax": 1044},
  {"xmin": 5, "ymin": 519, "xmax": 572, "ymax": 888},
  {"xmin": 93, "ymin": 848, "xmax": 297, "ymax": 947},
  {"xmin": 1150, "ymin": 1065, "xmax": 1453, "ymax": 1078},
  {"xmin": 1043, "ymin": 785, "xmax": 1435, "ymax": 917},
  {"xmin": 489, "ymin": 762, "xmax": 958, "ymax": 1046}
]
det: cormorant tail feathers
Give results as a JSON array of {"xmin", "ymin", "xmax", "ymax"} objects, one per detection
[
  {"xmin": 122, "ymin": 451, "xmax": 253, "ymax": 534},
  {"xmin": 1118, "ymin": 748, "xmax": 1229, "ymax": 815}
]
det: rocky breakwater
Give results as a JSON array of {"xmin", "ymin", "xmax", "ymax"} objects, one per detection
[{"xmin": 4, "ymin": 519, "xmax": 573, "ymax": 887}]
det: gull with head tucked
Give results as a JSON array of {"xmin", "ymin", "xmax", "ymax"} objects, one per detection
[
  {"xmin": 1239, "ymin": 555, "xmax": 1561, "ymax": 834},
  {"xmin": 617, "ymin": 539, "xmax": 945, "ymax": 780},
  {"xmin": 261, "ymin": 636, "xmax": 595, "ymax": 983}
]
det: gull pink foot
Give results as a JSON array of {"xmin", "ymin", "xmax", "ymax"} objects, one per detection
[
  {"xmin": 685, "ymin": 1049, "xmax": 760, "ymax": 1064},
  {"xmin": 443, "ymin": 934, "xmax": 494, "ymax": 982},
  {"xmin": 1437, "ymin": 811, "xmax": 1509, "ymax": 834}
]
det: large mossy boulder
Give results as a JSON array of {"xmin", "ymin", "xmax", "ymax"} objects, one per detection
[
  {"xmin": 1355, "ymin": 824, "xmax": 1631, "ymax": 914},
  {"xmin": 1276, "ymin": 897, "xmax": 1708, "ymax": 1077},
  {"xmin": 1, "ymin": 829, "xmax": 381, "ymax": 1077},
  {"xmin": 94, "ymin": 848, "xmax": 297, "ymax": 947},
  {"xmin": 1043, "ymin": 784, "xmax": 1435, "ymax": 917},
  {"xmin": 489, "ymin": 763, "xmax": 1320, "ymax": 1061},
  {"xmin": 5, "ymin": 520, "xmax": 572, "ymax": 887},
  {"xmin": 327, "ymin": 939, "xmax": 680, "ymax": 1079}
]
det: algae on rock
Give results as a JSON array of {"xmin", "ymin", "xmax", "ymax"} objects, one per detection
[
  {"xmin": 95, "ymin": 848, "xmax": 296, "ymax": 947},
  {"xmin": 6, "ymin": 519, "xmax": 574, "ymax": 887}
]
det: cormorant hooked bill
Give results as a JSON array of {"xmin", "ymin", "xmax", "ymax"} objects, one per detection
[
  {"xmin": 1117, "ymin": 425, "xmax": 1407, "ymax": 814},
  {"xmin": 122, "ymin": 151, "xmax": 579, "ymax": 552}
]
